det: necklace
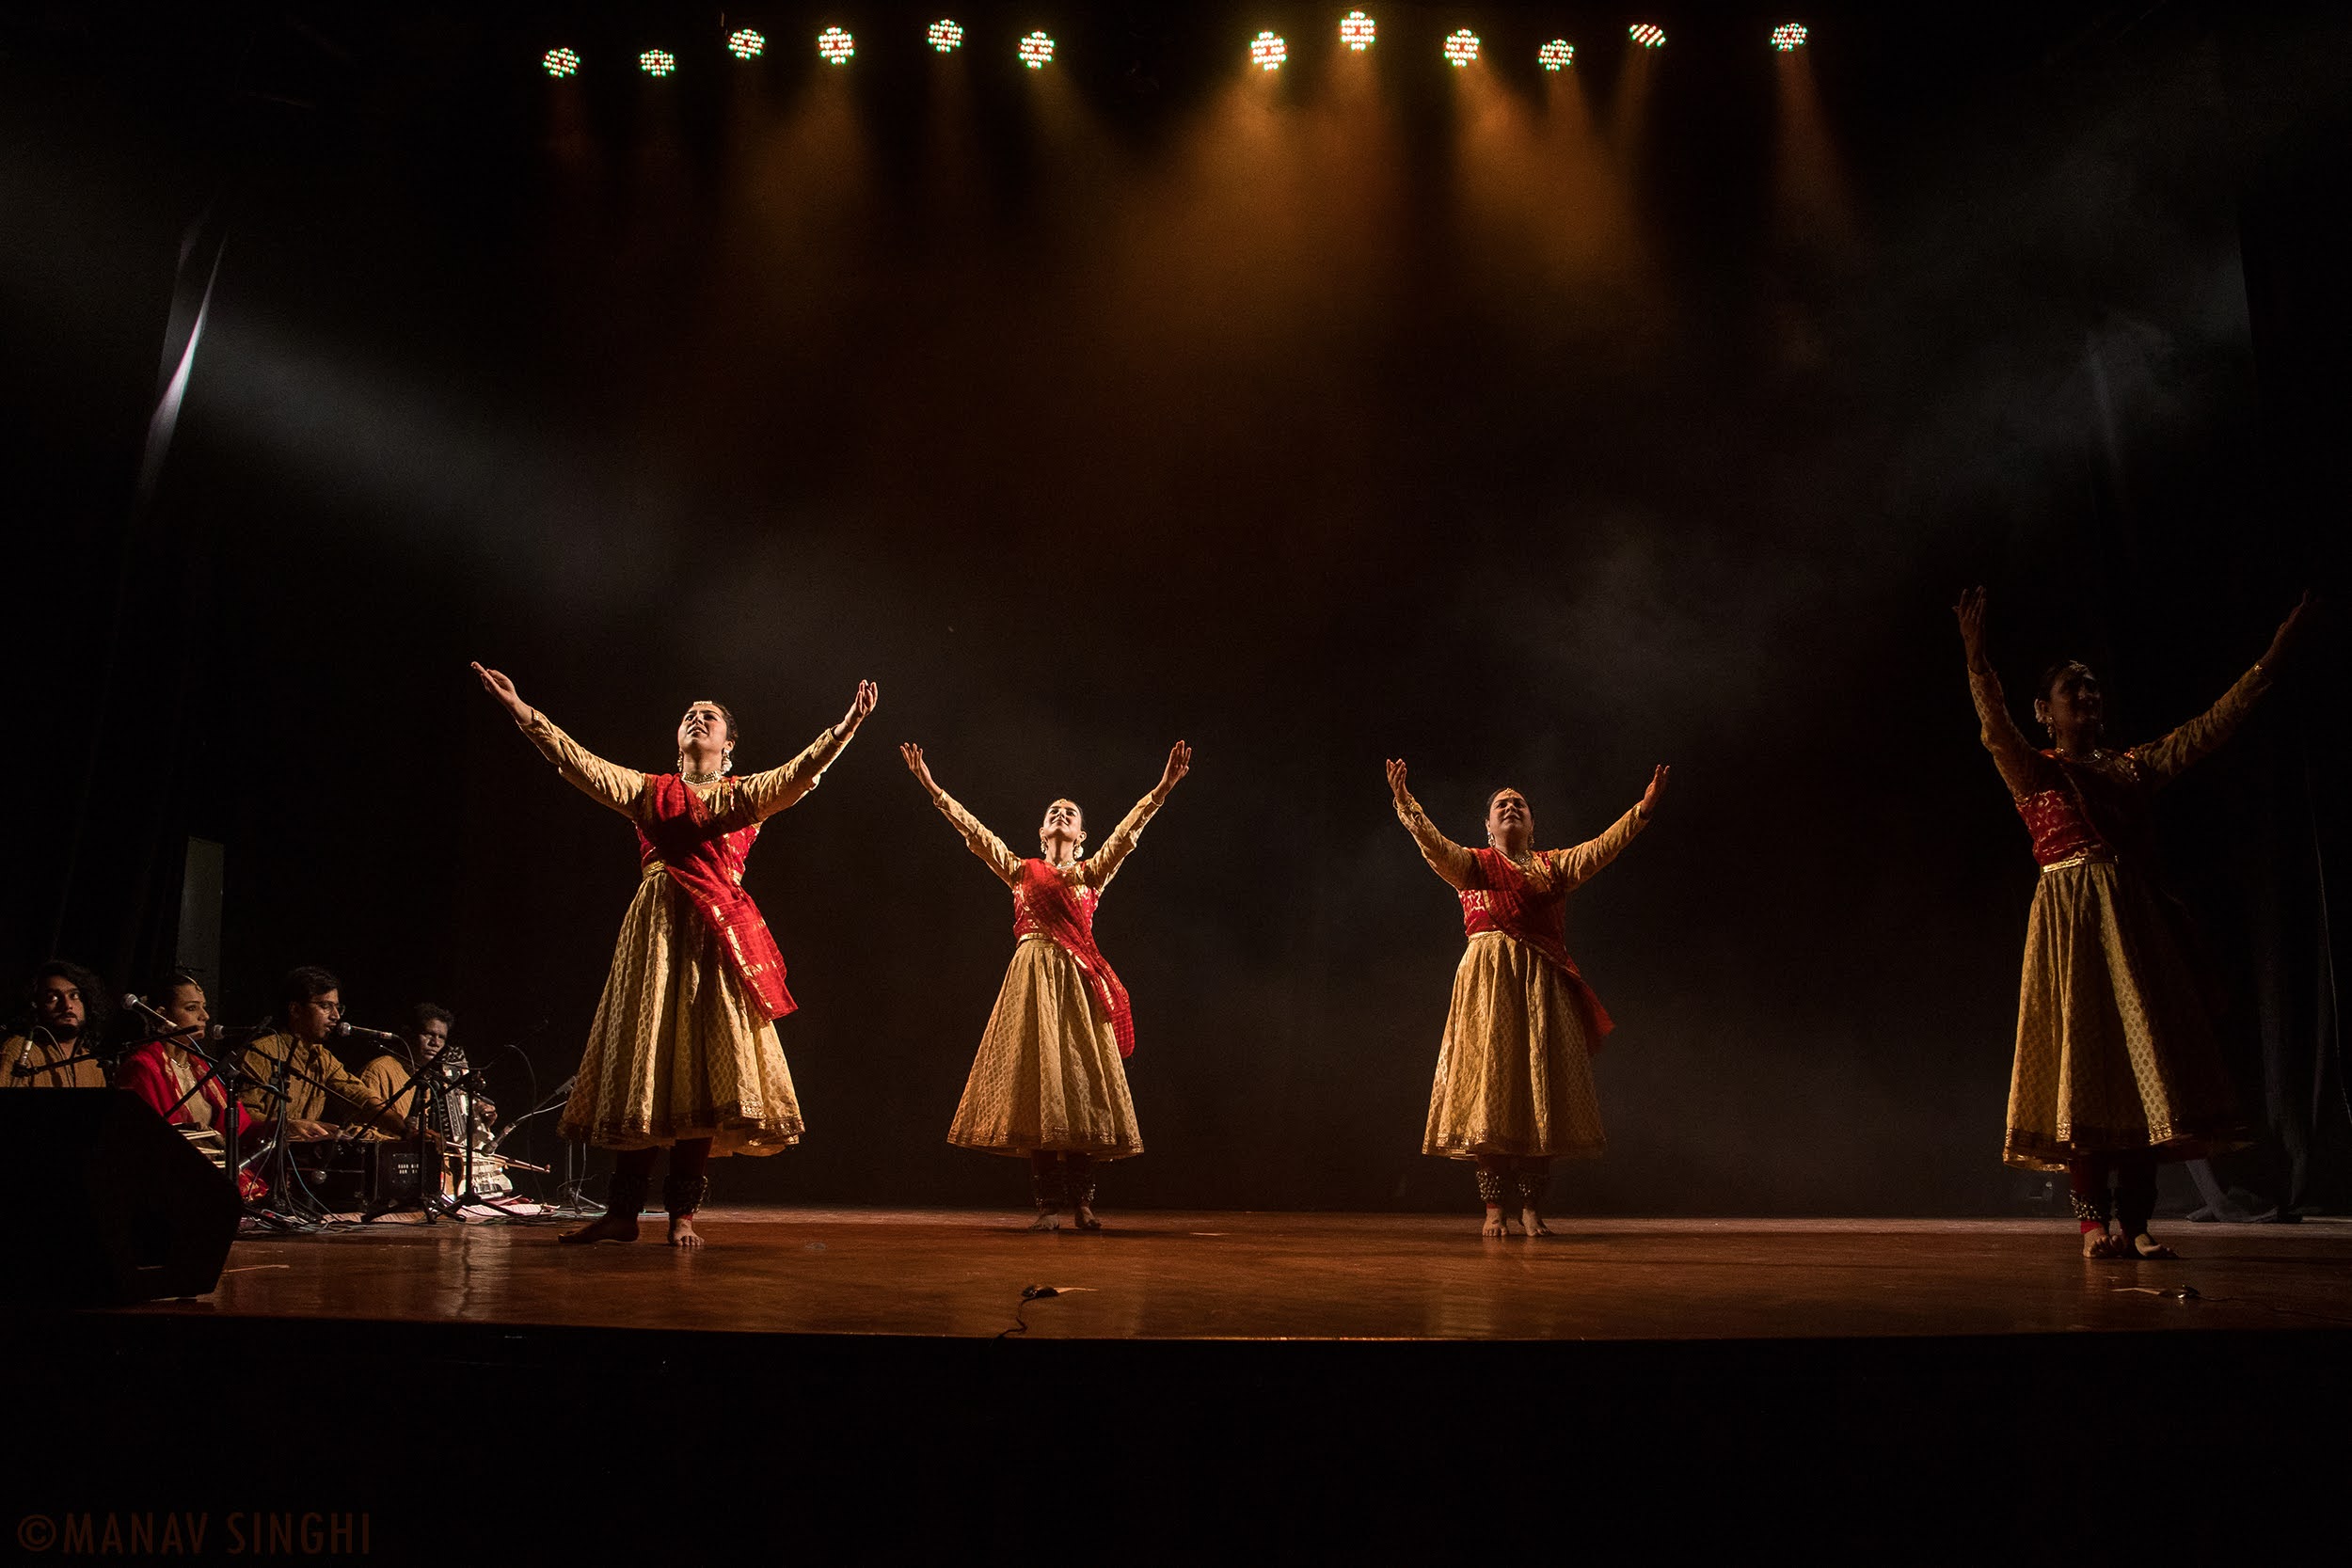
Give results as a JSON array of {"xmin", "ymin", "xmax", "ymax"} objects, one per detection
[{"xmin": 680, "ymin": 767, "xmax": 726, "ymax": 784}]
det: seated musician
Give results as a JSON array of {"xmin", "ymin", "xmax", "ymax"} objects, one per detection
[
  {"xmin": 357, "ymin": 1003, "xmax": 495, "ymax": 1133},
  {"xmin": 235, "ymin": 966, "xmax": 408, "ymax": 1138},
  {"xmin": 2, "ymin": 961, "xmax": 112, "ymax": 1090},
  {"xmin": 118, "ymin": 972, "xmax": 272, "ymax": 1197}
]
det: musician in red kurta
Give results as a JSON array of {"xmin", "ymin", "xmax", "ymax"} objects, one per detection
[
  {"xmin": 118, "ymin": 975, "xmax": 268, "ymax": 1202},
  {"xmin": 475, "ymin": 663, "xmax": 879, "ymax": 1248},
  {"xmin": 1389, "ymin": 759, "xmax": 1669, "ymax": 1237},
  {"xmin": 901, "ymin": 740, "xmax": 1190, "ymax": 1231}
]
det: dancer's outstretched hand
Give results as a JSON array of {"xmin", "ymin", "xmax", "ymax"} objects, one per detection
[
  {"xmin": 1385, "ymin": 757, "xmax": 1412, "ymax": 809},
  {"xmin": 899, "ymin": 742, "xmax": 939, "ymax": 796},
  {"xmin": 471, "ymin": 661, "xmax": 532, "ymax": 723},
  {"xmin": 838, "ymin": 680, "xmax": 880, "ymax": 736},
  {"xmin": 1953, "ymin": 587, "xmax": 1989, "ymax": 664},
  {"xmin": 1638, "ymin": 764, "xmax": 1672, "ymax": 820},
  {"xmin": 2262, "ymin": 591, "xmax": 2317, "ymax": 671},
  {"xmin": 1154, "ymin": 741, "xmax": 1193, "ymax": 799}
]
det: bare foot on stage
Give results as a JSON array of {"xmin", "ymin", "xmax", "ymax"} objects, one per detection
[
  {"xmin": 2126, "ymin": 1233, "xmax": 2178, "ymax": 1259},
  {"xmin": 668, "ymin": 1213, "xmax": 704, "ymax": 1249},
  {"xmin": 1521, "ymin": 1209, "xmax": 1553, "ymax": 1238},
  {"xmin": 2081, "ymin": 1229, "xmax": 2125, "ymax": 1259},
  {"xmin": 560, "ymin": 1210, "xmax": 642, "ymax": 1244},
  {"xmin": 1072, "ymin": 1203, "xmax": 1102, "ymax": 1231},
  {"xmin": 1029, "ymin": 1211, "xmax": 1060, "ymax": 1232},
  {"xmin": 1481, "ymin": 1209, "xmax": 1507, "ymax": 1239}
]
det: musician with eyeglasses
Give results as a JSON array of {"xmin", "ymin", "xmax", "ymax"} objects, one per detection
[{"xmin": 233, "ymin": 966, "xmax": 408, "ymax": 1138}]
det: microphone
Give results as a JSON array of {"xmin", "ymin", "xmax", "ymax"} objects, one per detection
[
  {"xmin": 122, "ymin": 995, "xmax": 200, "ymax": 1040},
  {"xmin": 12, "ymin": 1035, "xmax": 32, "ymax": 1074},
  {"xmin": 331, "ymin": 1022, "xmax": 406, "ymax": 1045},
  {"xmin": 207, "ymin": 1022, "xmax": 279, "ymax": 1043}
]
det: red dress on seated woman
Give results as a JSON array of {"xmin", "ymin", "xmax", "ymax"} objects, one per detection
[{"xmin": 119, "ymin": 1038, "xmax": 267, "ymax": 1200}]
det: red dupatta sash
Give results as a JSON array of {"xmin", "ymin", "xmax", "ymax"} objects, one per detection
[
  {"xmin": 637, "ymin": 773, "xmax": 797, "ymax": 1021},
  {"xmin": 1014, "ymin": 858, "xmax": 1136, "ymax": 1057},
  {"xmin": 1462, "ymin": 847, "xmax": 1614, "ymax": 1053}
]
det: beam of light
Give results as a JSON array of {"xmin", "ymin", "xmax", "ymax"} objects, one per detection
[
  {"xmin": 1539, "ymin": 40, "xmax": 1574, "ymax": 71},
  {"xmin": 818, "ymin": 27, "xmax": 854, "ymax": 65},
  {"xmin": 727, "ymin": 29, "xmax": 766, "ymax": 60},
  {"xmin": 1019, "ymin": 30, "xmax": 1055, "ymax": 68},
  {"xmin": 1444, "ymin": 29, "xmax": 1479, "ymax": 67},
  {"xmin": 1340, "ymin": 11, "xmax": 1375, "ymax": 51},
  {"xmin": 639, "ymin": 49, "xmax": 676, "ymax": 77},
  {"xmin": 1772, "ymin": 23, "xmax": 1808, "ymax": 52},
  {"xmin": 1629, "ymin": 24, "xmax": 1667, "ymax": 49},
  {"xmin": 928, "ymin": 18, "xmax": 964, "ymax": 53},
  {"xmin": 1772, "ymin": 25, "xmax": 1856, "ymax": 255},
  {"xmin": 542, "ymin": 47, "xmax": 580, "ymax": 78},
  {"xmin": 1251, "ymin": 31, "xmax": 1287, "ymax": 71}
]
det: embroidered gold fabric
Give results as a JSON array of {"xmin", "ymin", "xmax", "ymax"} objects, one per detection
[
  {"xmin": 520, "ymin": 712, "xmax": 850, "ymax": 1155},
  {"xmin": 929, "ymin": 786, "xmax": 1163, "ymax": 1158},
  {"xmin": 1394, "ymin": 795, "xmax": 1647, "ymax": 1161},
  {"xmin": 1967, "ymin": 665, "xmax": 2265, "ymax": 1170}
]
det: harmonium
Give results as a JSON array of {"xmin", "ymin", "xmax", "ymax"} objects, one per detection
[{"xmin": 290, "ymin": 1137, "xmax": 430, "ymax": 1212}]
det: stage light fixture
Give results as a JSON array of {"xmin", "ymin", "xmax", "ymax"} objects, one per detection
[
  {"xmin": 1629, "ymin": 24, "xmax": 1667, "ymax": 49},
  {"xmin": 1340, "ymin": 10, "xmax": 1375, "ymax": 51},
  {"xmin": 818, "ymin": 27, "xmax": 855, "ymax": 64},
  {"xmin": 727, "ymin": 29, "xmax": 766, "ymax": 60},
  {"xmin": 1772, "ymin": 23, "xmax": 1808, "ymax": 52},
  {"xmin": 929, "ymin": 19, "xmax": 964, "ymax": 53},
  {"xmin": 1251, "ymin": 30, "xmax": 1287, "ymax": 71},
  {"xmin": 1443, "ymin": 29, "xmax": 1479, "ymax": 67},
  {"xmin": 542, "ymin": 47, "xmax": 580, "ymax": 79},
  {"xmin": 1539, "ymin": 40, "xmax": 1574, "ymax": 71},
  {"xmin": 1019, "ymin": 30, "xmax": 1055, "ymax": 68},
  {"xmin": 640, "ymin": 49, "xmax": 676, "ymax": 77}
]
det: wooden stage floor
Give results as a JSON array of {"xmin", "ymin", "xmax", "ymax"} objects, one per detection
[{"xmin": 148, "ymin": 1208, "xmax": 2352, "ymax": 1342}]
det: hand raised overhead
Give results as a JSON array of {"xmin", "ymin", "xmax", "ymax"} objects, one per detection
[
  {"xmin": 1155, "ymin": 741, "xmax": 1193, "ymax": 798},
  {"xmin": 838, "ymin": 680, "xmax": 881, "ymax": 736},
  {"xmin": 2262, "ymin": 590, "xmax": 2318, "ymax": 671},
  {"xmin": 899, "ymin": 741, "xmax": 940, "ymax": 796},
  {"xmin": 1385, "ymin": 757, "xmax": 1412, "ymax": 809},
  {"xmin": 470, "ymin": 661, "xmax": 532, "ymax": 723},
  {"xmin": 1953, "ymin": 587, "xmax": 1989, "ymax": 663},
  {"xmin": 1638, "ymin": 764, "xmax": 1671, "ymax": 820}
]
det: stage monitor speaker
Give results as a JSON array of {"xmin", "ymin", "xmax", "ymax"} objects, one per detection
[{"xmin": 0, "ymin": 1089, "xmax": 241, "ymax": 1307}]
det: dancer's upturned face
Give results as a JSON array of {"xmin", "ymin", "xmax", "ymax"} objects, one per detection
[
  {"xmin": 1486, "ymin": 790, "xmax": 1534, "ymax": 852},
  {"xmin": 1040, "ymin": 799, "xmax": 1086, "ymax": 856},
  {"xmin": 2038, "ymin": 666, "xmax": 2105, "ymax": 749},
  {"xmin": 676, "ymin": 701, "xmax": 734, "ymax": 772}
]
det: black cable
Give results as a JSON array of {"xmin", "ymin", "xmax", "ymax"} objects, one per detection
[{"xmin": 996, "ymin": 1285, "xmax": 1059, "ymax": 1339}]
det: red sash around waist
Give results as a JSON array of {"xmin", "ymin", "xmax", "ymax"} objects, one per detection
[
  {"xmin": 637, "ymin": 773, "xmax": 797, "ymax": 1021},
  {"xmin": 1014, "ymin": 858, "xmax": 1135, "ymax": 1057},
  {"xmin": 1463, "ymin": 847, "xmax": 1614, "ymax": 1052}
]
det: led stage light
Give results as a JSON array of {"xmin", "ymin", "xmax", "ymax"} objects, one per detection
[
  {"xmin": 1539, "ymin": 40, "xmax": 1574, "ymax": 71},
  {"xmin": 1251, "ymin": 30, "xmax": 1287, "ymax": 71},
  {"xmin": 1772, "ymin": 23, "xmax": 1808, "ymax": 52},
  {"xmin": 1629, "ymin": 24, "xmax": 1666, "ymax": 49},
  {"xmin": 542, "ymin": 47, "xmax": 580, "ymax": 79},
  {"xmin": 727, "ymin": 29, "xmax": 765, "ymax": 60},
  {"xmin": 640, "ymin": 49, "xmax": 676, "ymax": 77},
  {"xmin": 1444, "ymin": 29, "xmax": 1479, "ymax": 67},
  {"xmin": 818, "ymin": 27, "xmax": 854, "ymax": 64},
  {"xmin": 929, "ymin": 19, "xmax": 964, "ymax": 53},
  {"xmin": 1340, "ymin": 11, "xmax": 1375, "ymax": 51},
  {"xmin": 1019, "ymin": 30, "xmax": 1055, "ymax": 68}
]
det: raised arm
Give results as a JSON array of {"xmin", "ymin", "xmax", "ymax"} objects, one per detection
[
  {"xmin": 1083, "ymin": 741, "xmax": 1191, "ymax": 891},
  {"xmin": 1549, "ymin": 766, "xmax": 1667, "ymax": 889},
  {"xmin": 1387, "ymin": 757, "xmax": 1479, "ymax": 891},
  {"xmin": 720, "ymin": 680, "xmax": 880, "ymax": 826},
  {"xmin": 472, "ymin": 661, "xmax": 645, "ymax": 815},
  {"xmin": 902, "ymin": 743, "xmax": 1023, "ymax": 886},
  {"xmin": 1953, "ymin": 589, "xmax": 2049, "ymax": 800},
  {"xmin": 2130, "ymin": 594, "xmax": 2310, "ymax": 785}
]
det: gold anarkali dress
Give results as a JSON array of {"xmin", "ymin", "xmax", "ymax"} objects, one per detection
[
  {"xmin": 520, "ymin": 712, "xmax": 852, "ymax": 1155},
  {"xmin": 927, "ymin": 787, "xmax": 1167, "ymax": 1159},
  {"xmin": 1966, "ymin": 663, "xmax": 2264, "ymax": 1170},
  {"xmin": 1394, "ymin": 792, "xmax": 1648, "ymax": 1161}
]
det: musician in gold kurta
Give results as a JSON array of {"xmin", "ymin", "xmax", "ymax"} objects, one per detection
[
  {"xmin": 1, "ymin": 963, "xmax": 111, "ymax": 1091},
  {"xmin": 1954, "ymin": 587, "xmax": 2310, "ymax": 1259},
  {"xmin": 475, "ymin": 661, "xmax": 878, "ymax": 1247},
  {"xmin": 1387, "ymin": 759, "xmax": 1669, "ymax": 1237},
  {"xmin": 900, "ymin": 740, "xmax": 1191, "ymax": 1230}
]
